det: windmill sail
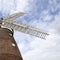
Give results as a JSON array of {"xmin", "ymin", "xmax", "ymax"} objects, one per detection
[
  {"xmin": 2, "ymin": 21, "xmax": 49, "ymax": 39},
  {"xmin": 3, "ymin": 12, "xmax": 24, "ymax": 21},
  {"xmin": 0, "ymin": 12, "xmax": 49, "ymax": 39}
]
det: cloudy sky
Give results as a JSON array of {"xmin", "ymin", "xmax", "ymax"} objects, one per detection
[{"xmin": 0, "ymin": 0, "xmax": 60, "ymax": 60}]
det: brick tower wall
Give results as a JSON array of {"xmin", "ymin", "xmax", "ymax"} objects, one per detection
[{"xmin": 0, "ymin": 28, "xmax": 23, "ymax": 60}]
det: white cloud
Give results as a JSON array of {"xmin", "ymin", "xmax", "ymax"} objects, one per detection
[
  {"xmin": 14, "ymin": 1, "xmax": 60, "ymax": 59},
  {"xmin": 15, "ymin": 11, "xmax": 60, "ymax": 60},
  {"xmin": 49, "ymin": 12, "xmax": 60, "ymax": 34},
  {"xmin": 15, "ymin": 0, "xmax": 28, "ymax": 12},
  {"xmin": 0, "ymin": 0, "xmax": 28, "ymax": 16},
  {"xmin": 21, "ymin": 29, "xmax": 60, "ymax": 60},
  {"xmin": 14, "ymin": 27, "xmax": 60, "ymax": 60}
]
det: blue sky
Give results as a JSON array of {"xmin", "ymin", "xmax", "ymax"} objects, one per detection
[{"xmin": 0, "ymin": 0, "xmax": 60, "ymax": 60}]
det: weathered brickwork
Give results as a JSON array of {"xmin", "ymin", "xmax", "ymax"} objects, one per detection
[{"xmin": 0, "ymin": 28, "xmax": 23, "ymax": 60}]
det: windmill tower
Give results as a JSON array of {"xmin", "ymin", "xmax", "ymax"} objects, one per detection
[{"xmin": 0, "ymin": 12, "xmax": 49, "ymax": 60}]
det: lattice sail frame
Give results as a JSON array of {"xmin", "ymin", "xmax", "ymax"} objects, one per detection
[{"xmin": 0, "ymin": 12, "xmax": 49, "ymax": 39}]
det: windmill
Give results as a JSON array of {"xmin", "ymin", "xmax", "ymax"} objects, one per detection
[{"xmin": 0, "ymin": 12, "xmax": 49, "ymax": 60}]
